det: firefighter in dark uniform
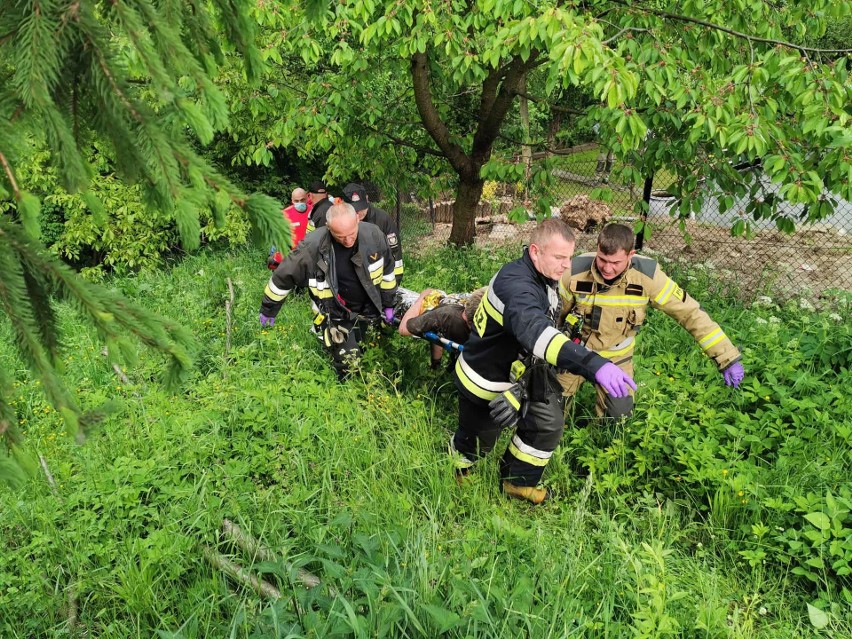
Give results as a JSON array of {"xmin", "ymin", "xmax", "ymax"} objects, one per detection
[
  {"xmin": 451, "ymin": 219, "xmax": 637, "ymax": 504},
  {"xmin": 335, "ymin": 183, "xmax": 404, "ymax": 285},
  {"xmin": 305, "ymin": 179, "xmax": 333, "ymax": 234},
  {"xmin": 558, "ymin": 223, "xmax": 744, "ymax": 418},
  {"xmin": 259, "ymin": 201, "xmax": 398, "ymax": 380}
]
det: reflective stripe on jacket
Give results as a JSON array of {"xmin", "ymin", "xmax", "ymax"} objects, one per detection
[
  {"xmin": 455, "ymin": 249, "xmax": 608, "ymax": 403},
  {"xmin": 559, "ymin": 253, "xmax": 741, "ymax": 370},
  {"xmin": 260, "ymin": 222, "xmax": 397, "ymax": 321},
  {"xmin": 312, "ymin": 204, "xmax": 403, "ymax": 284}
]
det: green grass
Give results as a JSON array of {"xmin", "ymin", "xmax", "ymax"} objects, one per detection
[{"xmin": 0, "ymin": 245, "xmax": 850, "ymax": 637}]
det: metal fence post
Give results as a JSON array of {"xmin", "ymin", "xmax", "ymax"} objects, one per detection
[{"xmin": 636, "ymin": 174, "xmax": 654, "ymax": 251}]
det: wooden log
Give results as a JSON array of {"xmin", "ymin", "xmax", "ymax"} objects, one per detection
[
  {"xmin": 221, "ymin": 519, "xmax": 329, "ymax": 593},
  {"xmin": 203, "ymin": 545, "xmax": 282, "ymax": 601},
  {"xmin": 38, "ymin": 454, "xmax": 59, "ymax": 497}
]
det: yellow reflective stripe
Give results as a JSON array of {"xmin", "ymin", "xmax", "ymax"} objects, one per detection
[
  {"xmin": 508, "ymin": 441, "xmax": 549, "ymax": 467},
  {"xmin": 545, "ymin": 333, "xmax": 569, "ymax": 366},
  {"xmin": 654, "ymin": 278, "xmax": 676, "ymax": 305},
  {"xmin": 598, "ymin": 337, "xmax": 635, "ymax": 358},
  {"xmin": 264, "ymin": 284, "xmax": 286, "ymax": 302},
  {"xmin": 306, "ymin": 222, "xmax": 315, "ymax": 233},
  {"xmin": 310, "ymin": 287, "xmax": 334, "ymax": 299},
  {"xmin": 504, "ymin": 391, "xmax": 521, "ymax": 410},
  {"xmin": 699, "ymin": 328, "xmax": 725, "ymax": 350},
  {"xmin": 394, "ymin": 266, "xmax": 404, "ymax": 275},
  {"xmin": 558, "ymin": 280, "xmax": 572, "ymax": 301},
  {"xmin": 481, "ymin": 292, "xmax": 504, "ymax": 326},
  {"xmin": 380, "ymin": 279, "xmax": 396, "ymax": 290},
  {"xmin": 455, "ymin": 356, "xmax": 512, "ymax": 401},
  {"xmin": 371, "ymin": 273, "xmax": 382, "ymax": 284},
  {"xmin": 456, "ymin": 367, "xmax": 498, "ymax": 401},
  {"xmin": 575, "ymin": 296, "xmax": 648, "ymax": 307}
]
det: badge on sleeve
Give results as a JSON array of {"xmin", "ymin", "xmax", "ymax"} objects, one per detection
[{"xmin": 387, "ymin": 233, "xmax": 398, "ymax": 247}]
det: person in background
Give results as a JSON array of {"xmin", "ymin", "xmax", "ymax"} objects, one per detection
[
  {"xmin": 398, "ymin": 287, "xmax": 486, "ymax": 369},
  {"xmin": 558, "ymin": 223, "xmax": 744, "ymax": 419},
  {"xmin": 259, "ymin": 201, "xmax": 397, "ymax": 380},
  {"xmin": 306, "ymin": 180, "xmax": 333, "ymax": 232},
  {"xmin": 267, "ymin": 187, "xmax": 312, "ymax": 269}
]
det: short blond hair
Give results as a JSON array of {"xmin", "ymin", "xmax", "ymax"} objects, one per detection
[
  {"xmin": 464, "ymin": 287, "xmax": 487, "ymax": 320},
  {"xmin": 530, "ymin": 218, "xmax": 575, "ymax": 247}
]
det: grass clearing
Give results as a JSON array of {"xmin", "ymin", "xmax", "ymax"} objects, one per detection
[{"xmin": 1, "ymin": 244, "xmax": 850, "ymax": 638}]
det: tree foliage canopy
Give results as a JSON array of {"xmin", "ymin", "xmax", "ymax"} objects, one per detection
[
  {"xmin": 236, "ymin": 0, "xmax": 851, "ymax": 243},
  {"xmin": 0, "ymin": 0, "xmax": 289, "ymax": 478}
]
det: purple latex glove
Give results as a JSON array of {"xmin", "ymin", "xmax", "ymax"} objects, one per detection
[
  {"xmin": 594, "ymin": 362, "xmax": 637, "ymax": 398},
  {"xmin": 722, "ymin": 361, "xmax": 745, "ymax": 388},
  {"xmin": 260, "ymin": 312, "xmax": 275, "ymax": 328},
  {"xmin": 383, "ymin": 307, "xmax": 395, "ymax": 324}
]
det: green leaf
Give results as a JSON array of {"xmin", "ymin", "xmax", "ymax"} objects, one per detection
[
  {"xmin": 807, "ymin": 603, "xmax": 829, "ymax": 629},
  {"xmin": 805, "ymin": 512, "xmax": 831, "ymax": 531},
  {"xmin": 421, "ymin": 604, "xmax": 462, "ymax": 633},
  {"xmin": 17, "ymin": 191, "xmax": 41, "ymax": 238}
]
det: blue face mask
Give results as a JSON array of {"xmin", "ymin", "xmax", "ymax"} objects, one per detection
[{"xmin": 294, "ymin": 202, "xmax": 308, "ymax": 212}]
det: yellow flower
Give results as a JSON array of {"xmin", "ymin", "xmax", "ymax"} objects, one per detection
[{"xmin": 722, "ymin": 469, "xmax": 728, "ymax": 476}]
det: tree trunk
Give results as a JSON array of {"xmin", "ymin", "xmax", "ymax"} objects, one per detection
[{"xmin": 449, "ymin": 172, "xmax": 484, "ymax": 246}]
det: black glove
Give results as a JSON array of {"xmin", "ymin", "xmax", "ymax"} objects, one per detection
[{"xmin": 488, "ymin": 382, "xmax": 526, "ymax": 429}]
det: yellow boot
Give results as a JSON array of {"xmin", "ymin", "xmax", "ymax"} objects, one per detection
[{"xmin": 502, "ymin": 481, "xmax": 549, "ymax": 505}]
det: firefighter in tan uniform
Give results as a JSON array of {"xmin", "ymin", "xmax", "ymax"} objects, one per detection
[{"xmin": 558, "ymin": 224, "xmax": 744, "ymax": 418}]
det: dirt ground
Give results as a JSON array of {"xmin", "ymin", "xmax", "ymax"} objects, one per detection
[{"xmin": 414, "ymin": 219, "xmax": 852, "ymax": 300}]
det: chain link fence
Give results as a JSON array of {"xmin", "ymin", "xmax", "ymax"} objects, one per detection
[{"xmin": 401, "ymin": 145, "xmax": 852, "ymax": 301}]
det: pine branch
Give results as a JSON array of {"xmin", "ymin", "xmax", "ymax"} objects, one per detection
[{"xmin": 0, "ymin": 150, "xmax": 21, "ymax": 199}]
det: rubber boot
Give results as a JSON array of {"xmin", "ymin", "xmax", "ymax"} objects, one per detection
[
  {"xmin": 502, "ymin": 481, "xmax": 549, "ymax": 505},
  {"xmin": 448, "ymin": 438, "xmax": 474, "ymax": 485}
]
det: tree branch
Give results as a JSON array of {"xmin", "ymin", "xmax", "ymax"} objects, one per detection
[
  {"xmin": 411, "ymin": 51, "xmax": 472, "ymax": 175},
  {"xmin": 602, "ymin": 26, "xmax": 651, "ymax": 45},
  {"xmin": 0, "ymin": 150, "xmax": 21, "ymax": 199},
  {"xmin": 358, "ymin": 121, "xmax": 446, "ymax": 159},
  {"xmin": 511, "ymin": 89, "xmax": 587, "ymax": 115},
  {"xmin": 624, "ymin": 1, "xmax": 852, "ymax": 54},
  {"xmin": 472, "ymin": 53, "xmax": 541, "ymax": 163}
]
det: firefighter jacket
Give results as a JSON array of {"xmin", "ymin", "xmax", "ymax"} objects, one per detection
[
  {"xmin": 313, "ymin": 204, "xmax": 404, "ymax": 283},
  {"xmin": 260, "ymin": 223, "xmax": 398, "ymax": 322},
  {"xmin": 455, "ymin": 249, "xmax": 609, "ymax": 404},
  {"xmin": 559, "ymin": 253, "xmax": 741, "ymax": 370}
]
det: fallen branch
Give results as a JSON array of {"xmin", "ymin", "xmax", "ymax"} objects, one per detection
[
  {"xmin": 224, "ymin": 277, "xmax": 234, "ymax": 361},
  {"xmin": 100, "ymin": 347, "xmax": 130, "ymax": 384},
  {"xmin": 38, "ymin": 454, "xmax": 59, "ymax": 497},
  {"xmin": 222, "ymin": 518, "xmax": 328, "ymax": 593},
  {"xmin": 202, "ymin": 545, "xmax": 281, "ymax": 601}
]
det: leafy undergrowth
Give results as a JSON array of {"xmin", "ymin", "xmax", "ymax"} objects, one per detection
[{"xmin": 0, "ymin": 243, "xmax": 850, "ymax": 638}]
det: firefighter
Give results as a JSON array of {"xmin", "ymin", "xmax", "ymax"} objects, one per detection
[
  {"xmin": 259, "ymin": 201, "xmax": 397, "ymax": 380},
  {"xmin": 558, "ymin": 223, "xmax": 744, "ymax": 418},
  {"xmin": 450, "ymin": 219, "xmax": 636, "ymax": 504},
  {"xmin": 341, "ymin": 183, "xmax": 404, "ymax": 285}
]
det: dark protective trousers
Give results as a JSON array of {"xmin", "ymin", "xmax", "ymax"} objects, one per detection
[
  {"xmin": 321, "ymin": 316, "xmax": 376, "ymax": 380},
  {"xmin": 453, "ymin": 391, "xmax": 565, "ymax": 487}
]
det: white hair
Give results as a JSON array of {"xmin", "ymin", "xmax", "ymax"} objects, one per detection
[{"xmin": 326, "ymin": 201, "xmax": 357, "ymax": 225}]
